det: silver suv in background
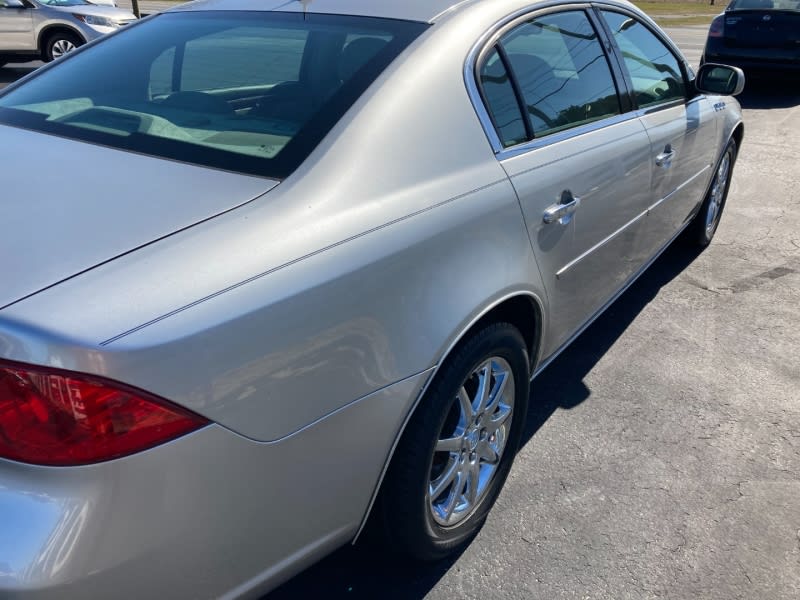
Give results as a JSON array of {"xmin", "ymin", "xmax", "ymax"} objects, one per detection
[{"xmin": 0, "ymin": 0, "xmax": 135, "ymax": 64}]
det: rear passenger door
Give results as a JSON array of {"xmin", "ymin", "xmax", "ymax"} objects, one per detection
[
  {"xmin": 598, "ymin": 8, "xmax": 719, "ymax": 255},
  {"xmin": 474, "ymin": 8, "xmax": 654, "ymax": 353}
]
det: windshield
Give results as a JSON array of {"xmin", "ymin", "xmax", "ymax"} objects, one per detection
[
  {"xmin": 36, "ymin": 0, "xmax": 91, "ymax": 6},
  {"xmin": 728, "ymin": 0, "xmax": 800, "ymax": 10},
  {"xmin": 0, "ymin": 12, "xmax": 426, "ymax": 179}
]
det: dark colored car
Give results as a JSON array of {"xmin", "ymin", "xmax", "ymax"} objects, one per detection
[{"xmin": 702, "ymin": 0, "xmax": 800, "ymax": 76}]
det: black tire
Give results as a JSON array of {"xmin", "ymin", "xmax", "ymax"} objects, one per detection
[
  {"xmin": 687, "ymin": 138, "xmax": 737, "ymax": 247},
  {"xmin": 43, "ymin": 31, "xmax": 83, "ymax": 63},
  {"xmin": 376, "ymin": 322, "xmax": 530, "ymax": 561}
]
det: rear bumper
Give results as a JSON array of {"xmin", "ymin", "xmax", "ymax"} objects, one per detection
[
  {"xmin": 704, "ymin": 40, "xmax": 800, "ymax": 73},
  {"xmin": 705, "ymin": 55, "xmax": 800, "ymax": 73},
  {"xmin": 0, "ymin": 371, "xmax": 425, "ymax": 599}
]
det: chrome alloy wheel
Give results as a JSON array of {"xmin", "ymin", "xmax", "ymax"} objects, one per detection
[
  {"xmin": 428, "ymin": 357, "xmax": 515, "ymax": 527},
  {"xmin": 705, "ymin": 150, "xmax": 731, "ymax": 236},
  {"xmin": 51, "ymin": 39, "xmax": 77, "ymax": 59}
]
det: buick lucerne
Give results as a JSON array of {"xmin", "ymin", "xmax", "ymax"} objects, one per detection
[{"xmin": 0, "ymin": 0, "xmax": 744, "ymax": 597}]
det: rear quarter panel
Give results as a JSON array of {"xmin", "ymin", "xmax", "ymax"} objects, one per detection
[{"xmin": 0, "ymin": 7, "xmax": 548, "ymax": 442}]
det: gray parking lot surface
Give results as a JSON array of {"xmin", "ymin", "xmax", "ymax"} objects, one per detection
[{"xmin": 1, "ymin": 25, "xmax": 797, "ymax": 600}]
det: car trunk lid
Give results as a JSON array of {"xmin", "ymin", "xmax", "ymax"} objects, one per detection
[
  {"xmin": 724, "ymin": 10, "xmax": 800, "ymax": 48},
  {"xmin": 0, "ymin": 125, "xmax": 277, "ymax": 309}
]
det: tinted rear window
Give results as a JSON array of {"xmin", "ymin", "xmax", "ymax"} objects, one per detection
[
  {"xmin": 729, "ymin": 0, "xmax": 800, "ymax": 10},
  {"xmin": 0, "ymin": 12, "xmax": 426, "ymax": 179}
]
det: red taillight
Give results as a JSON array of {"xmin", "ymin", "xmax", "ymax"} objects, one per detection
[
  {"xmin": 0, "ymin": 360, "xmax": 208, "ymax": 466},
  {"xmin": 708, "ymin": 15, "xmax": 724, "ymax": 38}
]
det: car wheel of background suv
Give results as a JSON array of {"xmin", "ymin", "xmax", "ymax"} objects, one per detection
[
  {"xmin": 376, "ymin": 322, "xmax": 530, "ymax": 561},
  {"xmin": 43, "ymin": 31, "xmax": 84, "ymax": 62}
]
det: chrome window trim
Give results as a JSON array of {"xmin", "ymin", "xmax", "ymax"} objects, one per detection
[
  {"xmin": 464, "ymin": 2, "xmax": 595, "ymax": 155},
  {"xmin": 496, "ymin": 111, "xmax": 639, "ymax": 161},
  {"xmin": 496, "ymin": 93, "xmax": 709, "ymax": 172},
  {"xmin": 638, "ymin": 97, "xmax": 686, "ymax": 115}
]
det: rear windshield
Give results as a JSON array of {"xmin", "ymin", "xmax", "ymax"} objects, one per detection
[
  {"xmin": 0, "ymin": 12, "xmax": 426, "ymax": 179},
  {"xmin": 728, "ymin": 0, "xmax": 800, "ymax": 10}
]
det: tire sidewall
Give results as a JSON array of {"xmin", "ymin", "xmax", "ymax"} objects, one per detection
[
  {"xmin": 45, "ymin": 33, "xmax": 81, "ymax": 62},
  {"xmin": 383, "ymin": 323, "xmax": 530, "ymax": 559},
  {"xmin": 698, "ymin": 139, "xmax": 737, "ymax": 246}
]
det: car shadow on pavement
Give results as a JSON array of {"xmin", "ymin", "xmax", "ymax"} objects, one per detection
[
  {"xmin": 520, "ymin": 237, "xmax": 703, "ymax": 446},
  {"xmin": 266, "ymin": 544, "xmax": 463, "ymax": 600},
  {"xmin": 266, "ymin": 239, "xmax": 704, "ymax": 600},
  {"xmin": 0, "ymin": 65, "xmax": 37, "ymax": 86},
  {"xmin": 736, "ymin": 77, "xmax": 800, "ymax": 109}
]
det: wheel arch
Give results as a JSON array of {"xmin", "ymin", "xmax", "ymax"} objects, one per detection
[
  {"xmin": 352, "ymin": 290, "xmax": 544, "ymax": 542},
  {"xmin": 731, "ymin": 121, "xmax": 744, "ymax": 154},
  {"xmin": 467, "ymin": 293, "xmax": 543, "ymax": 371},
  {"xmin": 37, "ymin": 25, "xmax": 86, "ymax": 53}
]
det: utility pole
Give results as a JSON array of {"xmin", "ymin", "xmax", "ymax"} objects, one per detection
[{"xmin": 131, "ymin": 0, "xmax": 141, "ymax": 18}]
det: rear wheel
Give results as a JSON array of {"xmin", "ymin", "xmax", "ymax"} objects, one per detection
[
  {"xmin": 376, "ymin": 322, "xmax": 530, "ymax": 560},
  {"xmin": 687, "ymin": 138, "xmax": 737, "ymax": 247},
  {"xmin": 43, "ymin": 32, "xmax": 83, "ymax": 62}
]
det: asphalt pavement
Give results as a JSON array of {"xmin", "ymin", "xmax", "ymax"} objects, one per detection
[{"xmin": 1, "ymin": 24, "xmax": 798, "ymax": 600}]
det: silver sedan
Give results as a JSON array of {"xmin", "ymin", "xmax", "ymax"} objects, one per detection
[{"xmin": 0, "ymin": 0, "xmax": 743, "ymax": 597}]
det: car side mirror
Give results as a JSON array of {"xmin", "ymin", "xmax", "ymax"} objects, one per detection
[
  {"xmin": 3, "ymin": 0, "xmax": 27, "ymax": 7},
  {"xmin": 695, "ymin": 63, "xmax": 745, "ymax": 96}
]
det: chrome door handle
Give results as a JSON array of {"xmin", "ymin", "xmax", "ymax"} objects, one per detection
[
  {"xmin": 543, "ymin": 193, "xmax": 580, "ymax": 225},
  {"xmin": 655, "ymin": 145, "xmax": 675, "ymax": 168}
]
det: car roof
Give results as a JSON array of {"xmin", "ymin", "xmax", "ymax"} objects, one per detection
[{"xmin": 171, "ymin": 0, "xmax": 481, "ymax": 23}]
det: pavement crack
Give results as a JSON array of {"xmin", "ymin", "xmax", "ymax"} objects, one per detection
[
  {"xmin": 670, "ymin": 531, "xmax": 687, "ymax": 553},
  {"xmin": 726, "ymin": 481, "xmax": 747, "ymax": 503},
  {"xmin": 682, "ymin": 275, "xmax": 722, "ymax": 294},
  {"xmin": 720, "ymin": 264, "xmax": 798, "ymax": 294}
]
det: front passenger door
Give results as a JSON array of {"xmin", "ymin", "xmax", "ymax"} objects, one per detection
[
  {"xmin": 0, "ymin": 1, "xmax": 34, "ymax": 52},
  {"xmin": 600, "ymin": 10, "xmax": 719, "ymax": 254}
]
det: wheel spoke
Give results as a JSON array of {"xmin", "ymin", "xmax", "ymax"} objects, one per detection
[
  {"xmin": 435, "ymin": 435, "xmax": 462, "ymax": 453},
  {"xmin": 457, "ymin": 386, "xmax": 474, "ymax": 424},
  {"xmin": 487, "ymin": 404, "xmax": 512, "ymax": 434},
  {"xmin": 483, "ymin": 371, "xmax": 508, "ymax": 422},
  {"xmin": 466, "ymin": 462, "xmax": 480, "ymax": 505},
  {"xmin": 474, "ymin": 361, "xmax": 493, "ymax": 415},
  {"xmin": 477, "ymin": 440, "xmax": 498, "ymax": 464},
  {"xmin": 429, "ymin": 457, "xmax": 459, "ymax": 500},
  {"xmin": 443, "ymin": 471, "xmax": 465, "ymax": 521},
  {"xmin": 719, "ymin": 156, "xmax": 730, "ymax": 181}
]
